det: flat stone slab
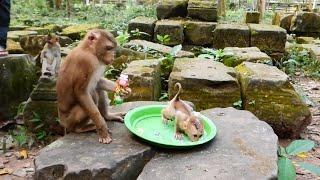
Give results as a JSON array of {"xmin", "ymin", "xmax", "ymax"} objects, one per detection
[
  {"xmin": 169, "ymin": 58, "xmax": 241, "ymax": 111},
  {"xmin": 35, "ymin": 101, "xmax": 166, "ymax": 180},
  {"xmin": 122, "ymin": 59, "xmax": 162, "ymax": 101},
  {"xmin": 7, "ymin": 30, "xmax": 38, "ymax": 41},
  {"xmin": 124, "ymin": 40, "xmax": 194, "ymax": 58},
  {"xmin": 236, "ymin": 62, "xmax": 311, "ymax": 138},
  {"xmin": 223, "ymin": 47, "xmax": 272, "ymax": 67},
  {"xmin": 213, "ymin": 24, "xmax": 250, "ymax": 49},
  {"xmin": 138, "ymin": 107, "xmax": 278, "ymax": 180},
  {"xmin": 249, "ymin": 24, "xmax": 287, "ymax": 53}
]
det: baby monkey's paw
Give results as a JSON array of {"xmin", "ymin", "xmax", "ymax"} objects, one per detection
[
  {"xmin": 174, "ymin": 132, "xmax": 183, "ymax": 140},
  {"xmin": 97, "ymin": 126, "xmax": 112, "ymax": 144}
]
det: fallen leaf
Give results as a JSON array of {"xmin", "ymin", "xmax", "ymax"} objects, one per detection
[
  {"xmin": 297, "ymin": 152, "xmax": 309, "ymax": 159},
  {"xmin": 18, "ymin": 149, "xmax": 28, "ymax": 159},
  {"xmin": 0, "ymin": 168, "xmax": 13, "ymax": 175}
]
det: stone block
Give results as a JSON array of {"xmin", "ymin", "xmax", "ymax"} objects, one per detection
[
  {"xmin": 213, "ymin": 23, "xmax": 250, "ymax": 49},
  {"xmin": 156, "ymin": 0, "xmax": 188, "ymax": 19},
  {"xmin": 128, "ymin": 16, "xmax": 157, "ymax": 41},
  {"xmin": 272, "ymin": 12, "xmax": 294, "ymax": 32},
  {"xmin": 7, "ymin": 30, "xmax": 38, "ymax": 41},
  {"xmin": 245, "ymin": 11, "xmax": 260, "ymax": 24},
  {"xmin": 290, "ymin": 12, "xmax": 320, "ymax": 33},
  {"xmin": 169, "ymin": 58, "xmax": 241, "ymax": 111},
  {"xmin": 154, "ymin": 20, "xmax": 184, "ymax": 46},
  {"xmin": 236, "ymin": 62, "xmax": 311, "ymax": 138},
  {"xmin": 25, "ymin": 27, "xmax": 50, "ymax": 35},
  {"xmin": 184, "ymin": 21, "xmax": 217, "ymax": 46},
  {"xmin": 188, "ymin": 0, "xmax": 218, "ymax": 22},
  {"xmin": 19, "ymin": 35, "xmax": 46, "ymax": 56}
]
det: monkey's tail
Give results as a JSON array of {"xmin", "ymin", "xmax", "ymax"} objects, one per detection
[{"xmin": 173, "ymin": 82, "xmax": 182, "ymax": 101}]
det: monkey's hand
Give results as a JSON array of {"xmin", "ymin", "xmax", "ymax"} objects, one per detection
[
  {"xmin": 104, "ymin": 112, "xmax": 125, "ymax": 123},
  {"xmin": 119, "ymin": 87, "xmax": 131, "ymax": 99},
  {"xmin": 174, "ymin": 132, "xmax": 183, "ymax": 140},
  {"xmin": 97, "ymin": 125, "xmax": 112, "ymax": 144}
]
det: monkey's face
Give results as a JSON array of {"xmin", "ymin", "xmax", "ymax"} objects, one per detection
[
  {"xmin": 46, "ymin": 34, "xmax": 59, "ymax": 45},
  {"xmin": 185, "ymin": 117, "xmax": 204, "ymax": 142}
]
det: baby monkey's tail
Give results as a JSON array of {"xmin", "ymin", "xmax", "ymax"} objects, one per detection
[{"xmin": 173, "ymin": 82, "xmax": 182, "ymax": 101}]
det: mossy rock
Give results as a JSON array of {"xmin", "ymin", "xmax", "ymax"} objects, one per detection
[
  {"xmin": 296, "ymin": 36, "xmax": 315, "ymax": 44},
  {"xmin": 169, "ymin": 58, "xmax": 241, "ymax": 111},
  {"xmin": 249, "ymin": 24, "xmax": 287, "ymax": 53},
  {"xmin": 19, "ymin": 35, "xmax": 46, "ymax": 56},
  {"xmin": 59, "ymin": 36, "xmax": 73, "ymax": 47},
  {"xmin": 156, "ymin": 0, "xmax": 188, "ymax": 19},
  {"xmin": 154, "ymin": 20, "xmax": 184, "ymax": 46},
  {"xmin": 7, "ymin": 39, "xmax": 24, "ymax": 54},
  {"xmin": 188, "ymin": 0, "xmax": 218, "ymax": 22},
  {"xmin": 184, "ymin": 21, "xmax": 217, "ymax": 46},
  {"xmin": 235, "ymin": 62, "xmax": 311, "ymax": 138},
  {"xmin": 213, "ymin": 23, "xmax": 250, "ymax": 49},
  {"xmin": 7, "ymin": 30, "xmax": 38, "ymax": 41},
  {"xmin": 290, "ymin": 12, "xmax": 320, "ymax": 33},
  {"xmin": 245, "ymin": 11, "xmax": 260, "ymax": 24},
  {"xmin": 223, "ymin": 47, "xmax": 271, "ymax": 67},
  {"xmin": 9, "ymin": 25, "xmax": 30, "ymax": 31},
  {"xmin": 128, "ymin": 16, "xmax": 156, "ymax": 41},
  {"xmin": 122, "ymin": 59, "xmax": 162, "ymax": 101},
  {"xmin": 30, "ymin": 77, "xmax": 57, "ymax": 101},
  {"xmin": 61, "ymin": 24, "xmax": 101, "ymax": 40},
  {"xmin": 43, "ymin": 24, "xmax": 63, "ymax": 33},
  {"xmin": 272, "ymin": 12, "xmax": 293, "ymax": 33},
  {"xmin": 23, "ymin": 100, "xmax": 63, "ymax": 135},
  {"xmin": 26, "ymin": 27, "xmax": 50, "ymax": 35},
  {"xmin": 0, "ymin": 54, "xmax": 38, "ymax": 120}
]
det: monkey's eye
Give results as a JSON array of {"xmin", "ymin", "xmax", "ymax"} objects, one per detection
[{"xmin": 106, "ymin": 46, "xmax": 114, "ymax": 51}]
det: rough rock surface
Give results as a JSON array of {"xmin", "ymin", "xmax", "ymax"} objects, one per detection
[
  {"xmin": 19, "ymin": 35, "xmax": 46, "ymax": 56},
  {"xmin": 187, "ymin": 0, "xmax": 218, "ymax": 22},
  {"xmin": 272, "ymin": 12, "xmax": 293, "ymax": 32},
  {"xmin": 213, "ymin": 23, "xmax": 250, "ymax": 49},
  {"xmin": 184, "ymin": 21, "xmax": 217, "ymax": 46},
  {"xmin": 128, "ymin": 16, "xmax": 157, "ymax": 41},
  {"xmin": 122, "ymin": 60, "xmax": 162, "ymax": 101},
  {"xmin": 156, "ymin": 0, "xmax": 188, "ymax": 19},
  {"xmin": 124, "ymin": 40, "xmax": 194, "ymax": 58},
  {"xmin": 34, "ymin": 101, "xmax": 163, "ymax": 180},
  {"xmin": 7, "ymin": 30, "xmax": 38, "ymax": 41},
  {"xmin": 223, "ymin": 47, "xmax": 272, "ymax": 67},
  {"xmin": 290, "ymin": 12, "xmax": 320, "ymax": 33},
  {"xmin": 154, "ymin": 20, "xmax": 184, "ymax": 46},
  {"xmin": 245, "ymin": 11, "xmax": 260, "ymax": 24},
  {"xmin": 169, "ymin": 58, "xmax": 241, "ymax": 111},
  {"xmin": 236, "ymin": 62, "xmax": 311, "ymax": 138},
  {"xmin": 249, "ymin": 24, "xmax": 287, "ymax": 53},
  {"xmin": 138, "ymin": 107, "xmax": 278, "ymax": 180},
  {"xmin": 25, "ymin": 27, "xmax": 50, "ymax": 35},
  {"xmin": 61, "ymin": 24, "xmax": 101, "ymax": 40},
  {"xmin": 0, "ymin": 54, "xmax": 37, "ymax": 120},
  {"xmin": 7, "ymin": 39, "xmax": 24, "ymax": 54}
]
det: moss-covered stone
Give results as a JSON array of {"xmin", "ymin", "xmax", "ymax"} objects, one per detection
[
  {"xmin": 249, "ymin": 24, "xmax": 287, "ymax": 53},
  {"xmin": 154, "ymin": 20, "xmax": 184, "ymax": 46},
  {"xmin": 223, "ymin": 47, "xmax": 271, "ymax": 67},
  {"xmin": 59, "ymin": 36, "xmax": 73, "ymax": 47},
  {"xmin": 184, "ymin": 21, "xmax": 217, "ymax": 46},
  {"xmin": 30, "ymin": 77, "xmax": 57, "ymax": 101},
  {"xmin": 188, "ymin": 0, "xmax": 218, "ymax": 22},
  {"xmin": 23, "ymin": 100, "xmax": 63, "ymax": 135},
  {"xmin": 7, "ymin": 39, "xmax": 24, "ymax": 54},
  {"xmin": 19, "ymin": 35, "xmax": 46, "ymax": 56},
  {"xmin": 26, "ymin": 27, "xmax": 50, "ymax": 35},
  {"xmin": 290, "ymin": 12, "xmax": 320, "ymax": 33},
  {"xmin": 7, "ymin": 30, "xmax": 38, "ymax": 41},
  {"xmin": 9, "ymin": 25, "xmax": 29, "ymax": 31},
  {"xmin": 169, "ymin": 58, "xmax": 241, "ymax": 111},
  {"xmin": 272, "ymin": 12, "xmax": 293, "ymax": 32},
  {"xmin": 43, "ymin": 24, "xmax": 63, "ymax": 33},
  {"xmin": 213, "ymin": 23, "xmax": 250, "ymax": 49},
  {"xmin": 0, "ymin": 55, "xmax": 37, "ymax": 120},
  {"xmin": 124, "ymin": 40, "xmax": 194, "ymax": 58},
  {"xmin": 245, "ymin": 11, "xmax": 260, "ymax": 24},
  {"xmin": 235, "ymin": 62, "xmax": 311, "ymax": 138},
  {"xmin": 122, "ymin": 59, "xmax": 162, "ymax": 101},
  {"xmin": 156, "ymin": 0, "xmax": 188, "ymax": 19},
  {"xmin": 128, "ymin": 16, "xmax": 157, "ymax": 41},
  {"xmin": 61, "ymin": 24, "xmax": 100, "ymax": 40},
  {"xmin": 296, "ymin": 36, "xmax": 315, "ymax": 44}
]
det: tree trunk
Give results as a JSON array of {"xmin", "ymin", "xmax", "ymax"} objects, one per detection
[
  {"xmin": 55, "ymin": 0, "xmax": 61, "ymax": 9},
  {"xmin": 66, "ymin": 0, "xmax": 72, "ymax": 18},
  {"xmin": 218, "ymin": 0, "xmax": 226, "ymax": 17},
  {"xmin": 257, "ymin": 0, "xmax": 265, "ymax": 18}
]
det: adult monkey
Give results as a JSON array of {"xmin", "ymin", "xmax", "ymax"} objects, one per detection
[{"xmin": 56, "ymin": 29, "xmax": 131, "ymax": 144}]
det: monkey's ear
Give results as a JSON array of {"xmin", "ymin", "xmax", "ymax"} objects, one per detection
[{"xmin": 88, "ymin": 32, "xmax": 99, "ymax": 41}]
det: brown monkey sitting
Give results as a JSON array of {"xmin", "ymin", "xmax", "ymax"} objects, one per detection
[
  {"xmin": 56, "ymin": 29, "xmax": 131, "ymax": 144},
  {"xmin": 40, "ymin": 33, "xmax": 61, "ymax": 77},
  {"xmin": 161, "ymin": 83, "xmax": 204, "ymax": 142}
]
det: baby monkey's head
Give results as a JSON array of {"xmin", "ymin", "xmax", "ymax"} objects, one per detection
[{"xmin": 184, "ymin": 116, "xmax": 204, "ymax": 142}]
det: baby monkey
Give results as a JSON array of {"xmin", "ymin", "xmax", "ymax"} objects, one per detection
[
  {"xmin": 161, "ymin": 83, "xmax": 204, "ymax": 142},
  {"xmin": 40, "ymin": 33, "xmax": 61, "ymax": 77}
]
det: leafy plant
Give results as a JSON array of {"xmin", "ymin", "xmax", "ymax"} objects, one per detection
[
  {"xmin": 278, "ymin": 140, "xmax": 320, "ymax": 179},
  {"xmin": 198, "ymin": 48, "xmax": 225, "ymax": 61},
  {"xmin": 116, "ymin": 31, "xmax": 131, "ymax": 46},
  {"xmin": 156, "ymin": 34, "xmax": 170, "ymax": 45},
  {"xmin": 130, "ymin": 28, "xmax": 151, "ymax": 38},
  {"xmin": 15, "ymin": 101, "xmax": 27, "ymax": 119},
  {"xmin": 233, "ymin": 100, "xmax": 243, "ymax": 109},
  {"xmin": 10, "ymin": 125, "xmax": 34, "ymax": 149}
]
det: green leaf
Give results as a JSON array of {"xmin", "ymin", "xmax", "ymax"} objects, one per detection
[
  {"xmin": 278, "ymin": 157, "xmax": 296, "ymax": 180},
  {"xmin": 278, "ymin": 146, "xmax": 287, "ymax": 157},
  {"xmin": 286, "ymin": 140, "xmax": 315, "ymax": 155},
  {"xmin": 298, "ymin": 162, "xmax": 320, "ymax": 176},
  {"xmin": 170, "ymin": 44, "xmax": 182, "ymax": 57}
]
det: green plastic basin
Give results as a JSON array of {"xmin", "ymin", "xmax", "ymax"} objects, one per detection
[{"xmin": 124, "ymin": 105, "xmax": 217, "ymax": 148}]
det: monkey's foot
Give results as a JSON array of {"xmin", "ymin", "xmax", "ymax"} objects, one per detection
[
  {"xmin": 174, "ymin": 133, "xmax": 183, "ymax": 140},
  {"xmin": 99, "ymin": 136, "xmax": 112, "ymax": 144},
  {"xmin": 97, "ymin": 126, "xmax": 112, "ymax": 144}
]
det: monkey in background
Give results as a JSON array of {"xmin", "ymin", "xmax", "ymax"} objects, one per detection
[
  {"xmin": 56, "ymin": 29, "xmax": 131, "ymax": 144},
  {"xmin": 40, "ymin": 33, "xmax": 61, "ymax": 77},
  {"xmin": 161, "ymin": 83, "xmax": 204, "ymax": 142}
]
